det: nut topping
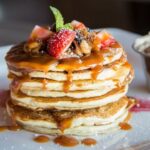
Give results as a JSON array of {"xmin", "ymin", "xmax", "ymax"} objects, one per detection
[{"xmin": 23, "ymin": 6, "xmax": 116, "ymax": 59}]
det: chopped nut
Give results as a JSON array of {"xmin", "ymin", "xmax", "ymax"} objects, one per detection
[
  {"xmin": 73, "ymin": 41, "xmax": 83, "ymax": 56},
  {"xmin": 24, "ymin": 41, "xmax": 42, "ymax": 54},
  {"xmin": 80, "ymin": 40, "xmax": 92, "ymax": 54}
]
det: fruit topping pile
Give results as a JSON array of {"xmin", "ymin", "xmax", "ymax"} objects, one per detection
[{"xmin": 24, "ymin": 6, "xmax": 116, "ymax": 59}]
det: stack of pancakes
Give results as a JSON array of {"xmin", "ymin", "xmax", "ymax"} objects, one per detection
[{"xmin": 5, "ymin": 41, "xmax": 135, "ymax": 136}]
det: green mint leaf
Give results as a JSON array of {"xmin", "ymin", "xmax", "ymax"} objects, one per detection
[
  {"xmin": 64, "ymin": 23, "xmax": 73, "ymax": 30},
  {"xmin": 50, "ymin": 6, "xmax": 64, "ymax": 31}
]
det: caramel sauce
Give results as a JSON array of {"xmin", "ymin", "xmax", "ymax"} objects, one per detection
[
  {"xmin": 63, "ymin": 71, "xmax": 73, "ymax": 92},
  {"xmin": 0, "ymin": 125, "xmax": 21, "ymax": 132},
  {"xmin": 0, "ymin": 126, "xmax": 7, "ymax": 132},
  {"xmin": 7, "ymin": 72, "xmax": 17, "ymax": 79},
  {"xmin": 54, "ymin": 135, "xmax": 79, "ymax": 147},
  {"xmin": 57, "ymin": 118, "xmax": 73, "ymax": 132},
  {"xmin": 119, "ymin": 122, "xmax": 132, "ymax": 130},
  {"xmin": 33, "ymin": 135, "xmax": 50, "ymax": 143},
  {"xmin": 6, "ymin": 43, "xmax": 120, "ymax": 72},
  {"xmin": 81, "ymin": 138, "xmax": 97, "ymax": 146},
  {"xmin": 7, "ymin": 125, "xmax": 22, "ymax": 131},
  {"xmin": 123, "ymin": 62, "xmax": 131, "ymax": 68},
  {"xmin": 124, "ymin": 112, "xmax": 132, "ymax": 122},
  {"xmin": 110, "ymin": 55, "xmax": 127, "ymax": 71},
  {"xmin": 113, "ymin": 79, "xmax": 121, "ymax": 88},
  {"xmin": 42, "ymin": 79, "xmax": 48, "ymax": 89},
  {"xmin": 6, "ymin": 43, "xmax": 57, "ymax": 72},
  {"xmin": 57, "ymin": 51, "xmax": 104, "ymax": 70},
  {"xmin": 91, "ymin": 65, "xmax": 103, "ymax": 80}
]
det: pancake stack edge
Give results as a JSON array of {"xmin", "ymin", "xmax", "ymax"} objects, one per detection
[{"xmin": 5, "ymin": 42, "xmax": 135, "ymax": 136}]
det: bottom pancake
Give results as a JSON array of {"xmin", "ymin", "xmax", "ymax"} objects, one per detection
[
  {"xmin": 22, "ymin": 112, "xmax": 128, "ymax": 136},
  {"xmin": 6, "ymin": 97, "xmax": 135, "ymax": 136}
]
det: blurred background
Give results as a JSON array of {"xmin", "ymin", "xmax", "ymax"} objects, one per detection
[{"xmin": 0, "ymin": 0, "xmax": 150, "ymax": 46}]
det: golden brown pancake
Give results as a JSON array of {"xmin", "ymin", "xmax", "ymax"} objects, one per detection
[
  {"xmin": 9, "ymin": 55, "xmax": 128, "ymax": 81},
  {"xmin": 6, "ymin": 97, "xmax": 135, "ymax": 136},
  {"xmin": 11, "ymin": 86, "xmax": 128, "ymax": 110},
  {"xmin": 5, "ymin": 42, "xmax": 124, "ymax": 72}
]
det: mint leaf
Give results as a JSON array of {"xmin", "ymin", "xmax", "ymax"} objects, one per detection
[
  {"xmin": 64, "ymin": 23, "xmax": 72, "ymax": 30},
  {"xmin": 50, "ymin": 6, "xmax": 73, "ymax": 31},
  {"xmin": 50, "ymin": 6, "xmax": 64, "ymax": 31}
]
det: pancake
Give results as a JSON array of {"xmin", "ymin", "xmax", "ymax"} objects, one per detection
[
  {"xmin": 12, "ymin": 62, "xmax": 132, "ymax": 92},
  {"xmin": 6, "ymin": 42, "xmax": 124, "ymax": 72},
  {"xmin": 11, "ymin": 86, "xmax": 128, "ymax": 110},
  {"xmin": 9, "ymin": 56, "xmax": 128, "ymax": 81},
  {"xmin": 22, "ymin": 112, "xmax": 128, "ymax": 136},
  {"xmin": 7, "ymin": 97, "xmax": 135, "ymax": 136}
]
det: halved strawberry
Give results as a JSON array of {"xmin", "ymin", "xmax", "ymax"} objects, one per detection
[
  {"xmin": 48, "ymin": 29, "xmax": 76, "ymax": 59},
  {"xmin": 29, "ymin": 25, "xmax": 52, "ymax": 41},
  {"xmin": 71, "ymin": 20, "xmax": 86, "ymax": 30},
  {"xmin": 96, "ymin": 31, "xmax": 116, "ymax": 49}
]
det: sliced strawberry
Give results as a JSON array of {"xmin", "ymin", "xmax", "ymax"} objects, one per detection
[
  {"xmin": 48, "ymin": 29, "xmax": 76, "ymax": 59},
  {"xmin": 101, "ymin": 38, "xmax": 116, "ymax": 49},
  {"xmin": 29, "ymin": 25, "xmax": 52, "ymax": 41},
  {"xmin": 71, "ymin": 20, "xmax": 86, "ymax": 30},
  {"xmin": 96, "ymin": 31, "xmax": 116, "ymax": 49}
]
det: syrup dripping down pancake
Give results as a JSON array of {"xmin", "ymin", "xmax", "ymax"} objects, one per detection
[
  {"xmin": 10, "ymin": 62, "xmax": 132, "ymax": 92},
  {"xmin": 6, "ymin": 42, "xmax": 124, "ymax": 72},
  {"xmin": 6, "ymin": 97, "xmax": 135, "ymax": 136}
]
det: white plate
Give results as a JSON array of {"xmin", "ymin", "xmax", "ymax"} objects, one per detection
[{"xmin": 0, "ymin": 28, "xmax": 150, "ymax": 150}]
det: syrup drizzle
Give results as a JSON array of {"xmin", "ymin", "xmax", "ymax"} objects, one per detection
[
  {"xmin": 0, "ymin": 126, "xmax": 7, "ymax": 132},
  {"xmin": 91, "ymin": 65, "xmax": 103, "ymax": 80},
  {"xmin": 57, "ymin": 118, "xmax": 73, "ymax": 133},
  {"xmin": 6, "ymin": 42, "xmax": 121, "ymax": 73},
  {"xmin": 42, "ymin": 78, "xmax": 48, "ymax": 89},
  {"xmin": 63, "ymin": 71, "xmax": 73, "ymax": 92}
]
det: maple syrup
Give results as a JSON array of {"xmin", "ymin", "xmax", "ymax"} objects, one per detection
[
  {"xmin": 81, "ymin": 138, "xmax": 97, "ymax": 146},
  {"xmin": 33, "ymin": 135, "xmax": 50, "ymax": 143},
  {"xmin": 119, "ymin": 122, "xmax": 132, "ymax": 130},
  {"xmin": 54, "ymin": 135, "xmax": 79, "ymax": 147}
]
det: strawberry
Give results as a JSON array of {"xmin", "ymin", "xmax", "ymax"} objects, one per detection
[
  {"xmin": 101, "ymin": 38, "xmax": 116, "ymax": 49},
  {"xmin": 96, "ymin": 31, "xmax": 116, "ymax": 49},
  {"xmin": 29, "ymin": 25, "xmax": 52, "ymax": 41},
  {"xmin": 71, "ymin": 20, "xmax": 86, "ymax": 30},
  {"xmin": 48, "ymin": 29, "xmax": 76, "ymax": 59}
]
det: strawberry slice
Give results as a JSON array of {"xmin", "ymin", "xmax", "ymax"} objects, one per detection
[
  {"xmin": 71, "ymin": 20, "xmax": 86, "ymax": 30},
  {"xmin": 29, "ymin": 25, "xmax": 52, "ymax": 41},
  {"xmin": 96, "ymin": 31, "xmax": 116, "ymax": 49},
  {"xmin": 48, "ymin": 29, "xmax": 76, "ymax": 59}
]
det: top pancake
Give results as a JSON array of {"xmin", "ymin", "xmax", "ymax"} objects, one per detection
[{"xmin": 6, "ymin": 42, "xmax": 124, "ymax": 72}]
